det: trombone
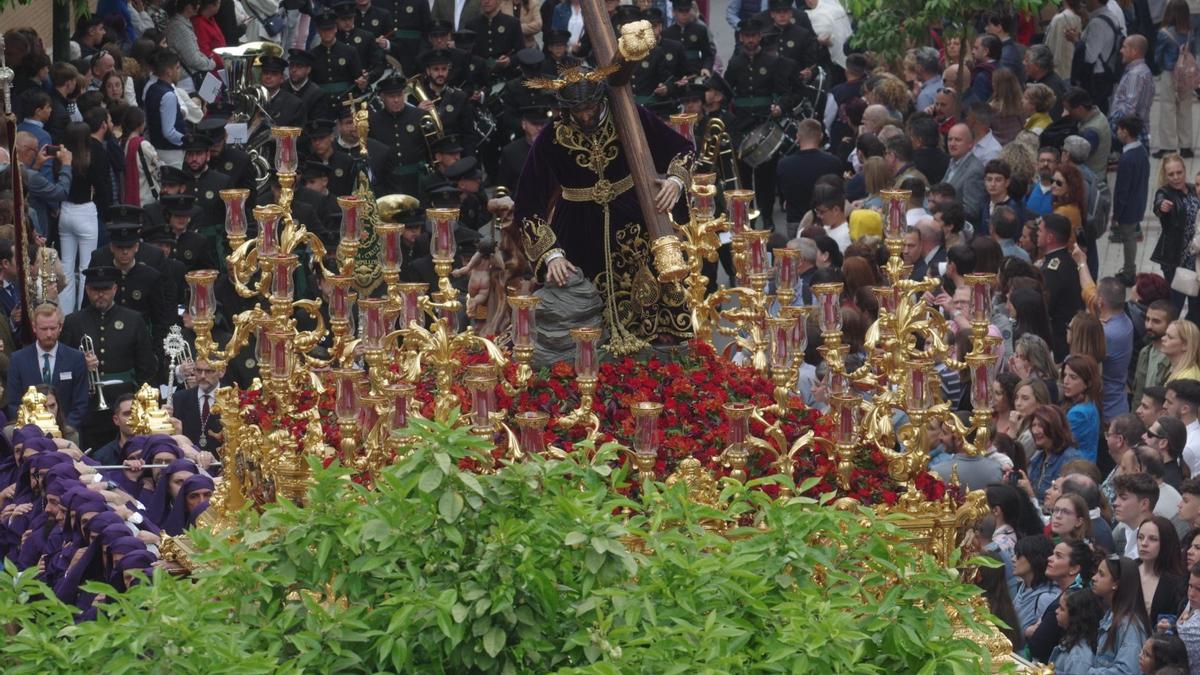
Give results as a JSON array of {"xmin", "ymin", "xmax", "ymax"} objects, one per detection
[{"xmin": 81, "ymin": 335, "xmax": 109, "ymax": 411}]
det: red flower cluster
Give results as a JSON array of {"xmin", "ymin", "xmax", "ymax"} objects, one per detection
[{"xmin": 238, "ymin": 341, "xmax": 949, "ymax": 506}]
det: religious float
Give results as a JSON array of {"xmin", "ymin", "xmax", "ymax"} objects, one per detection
[{"xmin": 0, "ymin": 15, "xmax": 1052, "ymax": 674}]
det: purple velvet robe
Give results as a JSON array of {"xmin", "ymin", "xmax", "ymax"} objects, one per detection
[{"xmin": 512, "ymin": 105, "xmax": 694, "ymax": 347}]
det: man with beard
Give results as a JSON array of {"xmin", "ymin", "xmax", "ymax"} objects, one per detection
[
  {"xmin": 417, "ymin": 49, "xmax": 476, "ymax": 150},
  {"xmin": 258, "ymin": 55, "xmax": 307, "ymax": 129},
  {"xmin": 498, "ymin": 107, "xmax": 551, "ymax": 195},
  {"xmin": 303, "ymin": 119, "xmax": 356, "ymax": 198},
  {"xmin": 513, "ymin": 62, "xmax": 693, "ymax": 354},
  {"xmin": 368, "ymin": 75, "xmax": 435, "ymax": 196},
  {"xmin": 335, "ymin": 0, "xmax": 387, "ymax": 85},
  {"xmin": 284, "ymin": 49, "xmax": 329, "ymax": 120},
  {"xmin": 419, "ymin": 135, "xmax": 465, "ymax": 205},
  {"xmin": 1133, "ymin": 300, "xmax": 1179, "ymax": 406},
  {"xmin": 62, "ymin": 266, "xmax": 157, "ymax": 450},
  {"xmin": 1024, "ymin": 146, "xmax": 1059, "ymax": 216},
  {"xmin": 441, "ymin": 157, "xmax": 490, "ymax": 230},
  {"xmin": 180, "ymin": 134, "xmax": 232, "ymax": 258},
  {"xmin": 428, "ymin": 21, "xmax": 485, "ymax": 94}
]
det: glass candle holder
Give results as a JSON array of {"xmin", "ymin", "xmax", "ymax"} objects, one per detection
[
  {"xmin": 395, "ymin": 282, "xmax": 428, "ymax": 329},
  {"xmin": 185, "ymin": 269, "xmax": 218, "ymax": 320},
  {"xmin": 969, "ymin": 353, "xmax": 993, "ymax": 410},
  {"xmin": 631, "ymin": 401, "xmax": 664, "ymax": 456},
  {"xmin": 767, "ymin": 315, "xmax": 796, "ymax": 371},
  {"xmin": 508, "ymin": 295, "xmax": 540, "ymax": 350},
  {"xmin": 220, "ymin": 189, "xmax": 249, "ymax": 239},
  {"xmin": 359, "ymin": 298, "xmax": 391, "ymax": 349},
  {"xmin": 337, "ymin": 195, "xmax": 364, "ymax": 244},
  {"xmin": 570, "ymin": 326, "xmax": 602, "ymax": 380},
  {"xmin": 514, "ymin": 411, "xmax": 549, "ymax": 455},
  {"xmin": 325, "ymin": 274, "xmax": 356, "ymax": 324},
  {"xmin": 265, "ymin": 328, "xmax": 293, "ymax": 380},
  {"xmin": 725, "ymin": 189, "xmax": 754, "ymax": 234},
  {"xmin": 964, "ymin": 273, "xmax": 995, "ymax": 323},
  {"xmin": 781, "ymin": 305, "xmax": 809, "ymax": 354},
  {"xmin": 384, "ymin": 382, "xmax": 415, "ymax": 430},
  {"xmin": 691, "ymin": 173, "xmax": 717, "ymax": 220},
  {"xmin": 775, "ymin": 247, "xmax": 800, "ymax": 294},
  {"xmin": 333, "ymin": 368, "xmax": 361, "ymax": 422},
  {"xmin": 812, "ymin": 282, "xmax": 844, "ymax": 334},
  {"xmin": 667, "ymin": 111, "xmax": 697, "ymax": 146},
  {"xmin": 743, "ymin": 230, "xmax": 769, "ymax": 277},
  {"xmin": 427, "ymin": 208, "xmax": 459, "ymax": 260},
  {"xmin": 723, "ymin": 401, "xmax": 753, "ymax": 450},
  {"xmin": 254, "ymin": 204, "xmax": 283, "ymax": 256},
  {"xmin": 271, "ymin": 126, "xmax": 302, "ymax": 174},
  {"xmin": 466, "ymin": 375, "xmax": 496, "ymax": 430},
  {"xmin": 263, "ymin": 253, "xmax": 299, "ymax": 303},
  {"xmin": 376, "ymin": 223, "xmax": 404, "ymax": 274},
  {"xmin": 254, "ymin": 317, "xmax": 270, "ymax": 365},
  {"xmin": 907, "ymin": 359, "xmax": 933, "ymax": 409},
  {"xmin": 357, "ymin": 393, "xmax": 383, "ymax": 433},
  {"xmin": 832, "ymin": 394, "xmax": 861, "ymax": 444},
  {"xmin": 880, "ymin": 188, "xmax": 909, "ymax": 239}
]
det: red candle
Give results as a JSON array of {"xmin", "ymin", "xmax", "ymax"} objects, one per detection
[
  {"xmin": 254, "ymin": 206, "xmax": 282, "ymax": 256},
  {"xmin": 888, "ymin": 197, "xmax": 904, "ymax": 237},
  {"xmin": 378, "ymin": 225, "xmax": 402, "ymax": 272},
  {"xmin": 221, "ymin": 189, "xmax": 248, "ymax": 237},
  {"xmin": 910, "ymin": 368, "xmax": 926, "ymax": 408},
  {"xmin": 361, "ymin": 299, "xmax": 387, "ymax": 348},
  {"xmin": 573, "ymin": 328, "xmax": 599, "ymax": 379},
  {"xmin": 517, "ymin": 412, "xmax": 548, "ymax": 454},
  {"xmin": 186, "ymin": 270, "xmax": 217, "ymax": 319},
  {"xmin": 972, "ymin": 282, "xmax": 989, "ymax": 323},
  {"xmin": 327, "ymin": 277, "xmax": 352, "ymax": 323},
  {"xmin": 399, "ymin": 285, "xmax": 423, "ymax": 328},
  {"xmin": 838, "ymin": 405, "xmax": 854, "ymax": 443},
  {"xmin": 269, "ymin": 331, "xmax": 290, "ymax": 379},
  {"xmin": 274, "ymin": 131, "xmax": 298, "ymax": 174}
]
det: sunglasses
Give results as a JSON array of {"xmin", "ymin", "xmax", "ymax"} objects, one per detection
[
  {"xmin": 1052, "ymin": 179, "xmax": 1065, "ymax": 186},
  {"xmin": 1146, "ymin": 429, "xmax": 1165, "ymax": 439}
]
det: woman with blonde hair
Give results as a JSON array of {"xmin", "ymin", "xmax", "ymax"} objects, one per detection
[
  {"xmin": 989, "ymin": 67, "xmax": 1025, "ymax": 145},
  {"xmin": 870, "ymin": 73, "xmax": 912, "ymax": 117},
  {"xmin": 1021, "ymin": 82, "xmax": 1056, "ymax": 136},
  {"xmin": 1151, "ymin": 153, "xmax": 1200, "ymax": 317},
  {"xmin": 1162, "ymin": 319, "xmax": 1200, "ymax": 381}
]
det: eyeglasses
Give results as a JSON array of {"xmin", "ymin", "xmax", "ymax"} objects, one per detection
[{"xmin": 1051, "ymin": 507, "xmax": 1077, "ymax": 517}]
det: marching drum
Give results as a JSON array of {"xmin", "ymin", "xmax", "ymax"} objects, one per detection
[{"xmin": 737, "ymin": 118, "xmax": 800, "ymax": 168}]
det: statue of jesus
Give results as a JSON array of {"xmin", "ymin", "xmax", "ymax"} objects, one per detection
[{"xmin": 512, "ymin": 61, "xmax": 694, "ymax": 355}]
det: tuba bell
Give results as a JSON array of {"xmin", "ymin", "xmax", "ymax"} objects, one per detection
[
  {"xmin": 213, "ymin": 41, "xmax": 284, "ymax": 191},
  {"xmin": 405, "ymin": 74, "xmax": 444, "ymax": 171},
  {"xmin": 376, "ymin": 194, "xmax": 421, "ymax": 224}
]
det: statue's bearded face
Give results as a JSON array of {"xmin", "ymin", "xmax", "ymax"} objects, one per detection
[{"xmin": 568, "ymin": 101, "xmax": 606, "ymax": 133}]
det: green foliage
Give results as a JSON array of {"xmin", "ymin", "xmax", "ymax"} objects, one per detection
[
  {"xmin": 0, "ymin": 419, "xmax": 1013, "ymax": 673},
  {"xmin": 843, "ymin": 0, "xmax": 1051, "ymax": 61}
]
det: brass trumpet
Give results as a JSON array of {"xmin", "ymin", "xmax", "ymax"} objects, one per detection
[
  {"xmin": 698, "ymin": 117, "xmax": 759, "ymax": 221},
  {"xmin": 81, "ymin": 335, "xmax": 108, "ymax": 411}
]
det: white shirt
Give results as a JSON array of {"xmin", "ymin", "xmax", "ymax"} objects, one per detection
[
  {"xmin": 567, "ymin": 6, "xmax": 585, "ymax": 48},
  {"xmin": 905, "ymin": 207, "xmax": 930, "ymax": 227},
  {"xmin": 827, "ymin": 222, "xmax": 851, "ymax": 252},
  {"xmin": 454, "ymin": 0, "xmax": 469, "ymax": 29},
  {"xmin": 1106, "ymin": 0, "xmax": 1128, "ymax": 32},
  {"xmin": 972, "ymin": 132, "xmax": 1002, "ymax": 163},
  {"xmin": 1157, "ymin": 482, "xmax": 1183, "ymax": 521},
  {"xmin": 1119, "ymin": 522, "xmax": 1139, "ymax": 559},
  {"xmin": 35, "ymin": 343, "xmax": 58, "ymax": 381},
  {"xmin": 197, "ymin": 387, "xmax": 216, "ymax": 420},
  {"xmin": 1184, "ymin": 419, "xmax": 1200, "ymax": 476}
]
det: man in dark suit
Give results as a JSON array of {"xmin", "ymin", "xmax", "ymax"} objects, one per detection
[
  {"xmin": 776, "ymin": 118, "xmax": 844, "ymax": 237},
  {"xmin": 497, "ymin": 107, "xmax": 551, "ymax": 195},
  {"xmin": 908, "ymin": 220, "xmax": 946, "ymax": 281},
  {"xmin": 171, "ymin": 357, "xmax": 224, "ymax": 453},
  {"xmin": 5, "ymin": 303, "xmax": 89, "ymax": 429}
]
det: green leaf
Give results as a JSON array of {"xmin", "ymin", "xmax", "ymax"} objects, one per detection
[
  {"xmin": 439, "ymin": 490, "xmax": 465, "ymax": 523},
  {"xmin": 418, "ymin": 467, "xmax": 443, "ymax": 493},
  {"xmin": 434, "ymin": 452, "xmax": 453, "ymax": 475},
  {"xmin": 483, "ymin": 626, "xmax": 505, "ymax": 658},
  {"xmin": 564, "ymin": 531, "xmax": 588, "ymax": 546}
]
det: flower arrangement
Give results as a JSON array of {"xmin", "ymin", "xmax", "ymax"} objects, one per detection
[{"xmin": 237, "ymin": 341, "xmax": 948, "ymax": 506}]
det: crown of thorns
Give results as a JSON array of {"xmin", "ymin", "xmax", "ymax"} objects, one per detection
[{"xmin": 523, "ymin": 63, "xmax": 620, "ymax": 91}]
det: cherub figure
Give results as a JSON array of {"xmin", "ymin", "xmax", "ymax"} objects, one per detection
[{"xmin": 452, "ymin": 238, "xmax": 504, "ymax": 328}]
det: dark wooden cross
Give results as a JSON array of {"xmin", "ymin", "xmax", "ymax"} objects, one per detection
[{"xmin": 578, "ymin": 1, "xmax": 677, "ymax": 244}]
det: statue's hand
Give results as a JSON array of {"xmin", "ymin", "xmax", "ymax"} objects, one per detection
[
  {"xmin": 654, "ymin": 178, "xmax": 682, "ymax": 213},
  {"xmin": 546, "ymin": 257, "xmax": 578, "ymax": 287}
]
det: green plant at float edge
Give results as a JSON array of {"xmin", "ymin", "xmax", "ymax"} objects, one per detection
[
  {"xmin": 843, "ymin": 0, "xmax": 1049, "ymax": 71},
  {"xmin": 0, "ymin": 417, "xmax": 1014, "ymax": 673}
]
